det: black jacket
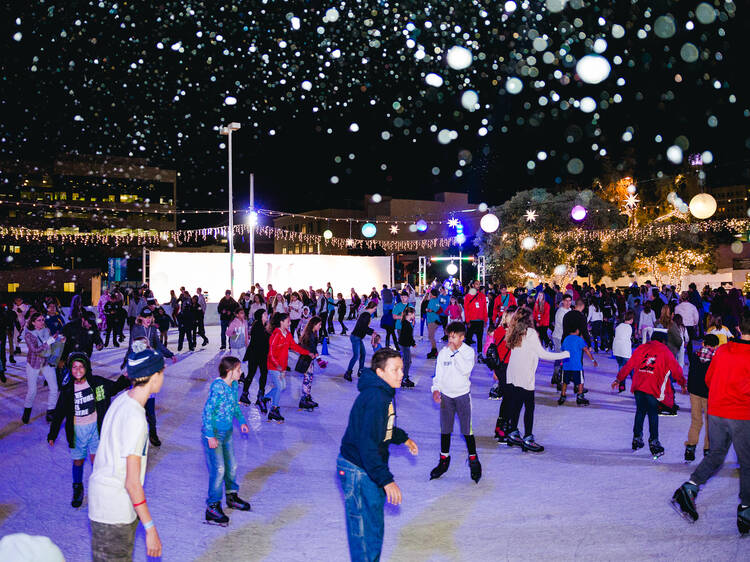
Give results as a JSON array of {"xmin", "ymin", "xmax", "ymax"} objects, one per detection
[
  {"xmin": 687, "ymin": 350, "xmax": 711, "ymax": 398},
  {"xmin": 218, "ymin": 296, "xmax": 239, "ymax": 322},
  {"xmin": 61, "ymin": 318, "xmax": 103, "ymax": 361},
  {"xmin": 562, "ymin": 309, "xmax": 591, "ymax": 347},
  {"xmin": 398, "ymin": 321, "xmax": 416, "ymax": 347},
  {"xmin": 244, "ymin": 320, "xmax": 270, "ymax": 361},
  {"xmin": 352, "ymin": 312, "xmax": 375, "ymax": 339}
]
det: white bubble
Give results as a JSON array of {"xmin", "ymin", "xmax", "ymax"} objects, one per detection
[
  {"xmin": 537, "ymin": 151, "xmax": 547, "ymax": 161},
  {"xmin": 611, "ymin": 24, "xmax": 625, "ymax": 39},
  {"xmin": 593, "ymin": 38, "xmax": 607, "ymax": 53},
  {"xmin": 696, "ymin": 3, "xmax": 716, "ymax": 25},
  {"xmin": 371, "ymin": 193, "xmax": 382, "ymax": 203},
  {"xmin": 701, "ymin": 150, "xmax": 714, "ymax": 164},
  {"xmin": 504, "ymin": 1, "xmax": 517, "ymax": 13},
  {"xmin": 478, "ymin": 202, "xmax": 489, "ymax": 212},
  {"xmin": 224, "ymin": 96, "xmax": 237, "ymax": 106},
  {"xmin": 381, "ymin": 131, "xmax": 391, "ymax": 140},
  {"xmin": 680, "ymin": 43, "xmax": 700, "ymax": 63},
  {"xmin": 408, "ymin": 224, "xmax": 418, "ymax": 233},
  {"xmin": 330, "ymin": 176, "xmax": 339, "ymax": 184},
  {"xmin": 425, "ymin": 73, "xmax": 444, "ymax": 87},
  {"xmin": 301, "ymin": 80, "xmax": 312, "ymax": 91},
  {"xmin": 461, "ymin": 90, "xmax": 479, "ymax": 111},
  {"xmin": 532, "ymin": 37, "xmax": 548, "ymax": 52},
  {"xmin": 579, "ymin": 96, "xmax": 597, "ymax": 113},
  {"xmin": 73, "ymin": 115, "xmax": 84, "ymax": 122},
  {"xmin": 707, "ymin": 115, "xmax": 718, "ymax": 128},
  {"xmin": 505, "ymin": 77, "xmax": 523, "ymax": 94},
  {"xmin": 654, "ymin": 15, "xmax": 676, "ymax": 39},
  {"xmin": 478, "ymin": 127, "xmax": 488, "ymax": 136},
  {"xmin": 731, "ymin": 241, "xmax": 744, "ymax": 254},
  {"xmin": 521, "ymin": 236, "xmax": 537, "ymax": 250},
  {"xmin": 576, "ymin": 55, "xmax": 611, "ymax": 84},
  {"xmin": 567, "ymin": 158, "xmax": 584, "ymax": 174},
  {"xmin": 545, "ymin": 0, "xmax": 567, "ymax": 14},
  {"xmin": 13, "ymin": 31, "xmax": 22, "ymax": 42},
  {"xmin": 446, "ymin": 46, "xmax": 472, "ymax": 70},
  {"xmin": 324, "ymin": 8, "xmax": 339, "ymax": 22},
  {"xmin": 349, "ymin": 123, "xmax": 360, "ymax": 132},
  {"xmin": 437, "ymin": 129, "xmax": 454, "ymax": 144},
  {"xmin": 666, "ymin": 145, "xmax": 683, "ymax": 164},
  {"xmin": 170, "ymin": 41, "xmax": 182, "ymax": 51},
  {"xmin": 291, "ymin": 16, "xmax": 301, "ymax": 30},
  {"xmin": 622, "ymin": 131, "xmax": 633, "ymax": 142}
]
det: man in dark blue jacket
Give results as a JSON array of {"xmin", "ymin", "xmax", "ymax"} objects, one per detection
[{"xmin": 337, "ymin": 348, "xmax": 418, "ymax": 561}]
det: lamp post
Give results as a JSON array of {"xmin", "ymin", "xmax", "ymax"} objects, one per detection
[
  {"xmin": 220, "ymin": 122, "xmax": 241, "ymax": 295},
  {"xmin": 248, "ymin": 173, "xmax": 256, "ymax": 289}
]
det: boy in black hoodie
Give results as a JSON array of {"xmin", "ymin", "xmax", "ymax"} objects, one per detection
[
  {"xmin": 684, "ymin": 334, "xmax": 718, "ymax": 462},
  {"xmin": 337, "ymin": 348, "xmax": 418, "ymax": 561},
  {"xmin": 47, "ymin": 352, "xmax": 130, "ymax": 508}
]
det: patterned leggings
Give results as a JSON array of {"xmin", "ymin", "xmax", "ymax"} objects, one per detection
[{"xmin": 302, "ymin": 364, "xmax": 315, "ymax": 397}]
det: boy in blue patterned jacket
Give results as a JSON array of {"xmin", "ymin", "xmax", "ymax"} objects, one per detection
[{"xmin": 201, "ymin": 356, "xmax": 251, "ymax": 525}]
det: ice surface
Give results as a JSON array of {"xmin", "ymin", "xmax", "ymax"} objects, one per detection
[{"xmin": 0, "ymin": 322, "xmax": 745, "ymax": 561}]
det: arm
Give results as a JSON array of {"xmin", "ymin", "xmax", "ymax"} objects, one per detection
[
  {"xmin": 125, "ymin": 455, "xmax": 161, "ymax": 558},
  {"xmin": 201, "ymin": 385, "xmax": 219, "ymax": 438},
  {"xmin": 615, "ymin": 349, "xmax": 641, "ymax": 382},
  {"xmin": 288, "ymin": 333, "xmax": 311, "ymax": 356},
  {"xmin": 583, "ymin": 346, "xmax": 597, "ymax": 365},
  {"xmin": 46, "ymin": 390, "xmax": 67, "ymax": 443},
  {"xmin": 358, "ymin": 400, "xmax": 396, "ymax": 487},
  {"xmin": 267, "ymin": 332, "xmax": 285, "ymax": 370},
  {"xmin": 24, "ymin": 331, "xmax": 47, "ymax": 354},
  {"xmin": 530, "ymin": 330, "xmax": 568, "ymax": 361}
]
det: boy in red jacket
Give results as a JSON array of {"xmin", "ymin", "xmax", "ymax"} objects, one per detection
[
  {"xmin": 611, "ymin": 332, "xmax": 685, "ymax": 458},
  {"xmin": 672, "ymin": 313, "xmax": 750, "ymax": 534},
  {"xmin": 464, "ymin": 280, "xmax": 488, "ymax": 362}
]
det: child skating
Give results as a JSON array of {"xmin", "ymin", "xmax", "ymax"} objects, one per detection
[
  {"xmin": 398, "ymin": 307, "xmax": 416, "ymax": 388},
  {"xmin": 201, "ymin": 356, "xmax": 251, "ymax": 526},
  {"xmin": 558, "ymin": 327, "xmax": 598, "ymax": 406},
  {"xmin": 429, "ymin": 322, "xmax": 481, "ymax": 482}
]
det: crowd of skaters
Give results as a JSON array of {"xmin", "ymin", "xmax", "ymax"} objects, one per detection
[{"xmin": 1, "ymin": 276, "xmax": 749, "ymax": 560}]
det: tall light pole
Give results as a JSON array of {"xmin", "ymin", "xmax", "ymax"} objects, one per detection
[
  {"xmin": 220, "ymin": 122, "xmax": 241, "ymax": 295},
  {"xmin": 248, "ymin": 173, "xmax": 256, "ymax": 289}
]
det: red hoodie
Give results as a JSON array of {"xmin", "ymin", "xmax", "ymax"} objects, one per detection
[
  {"xmin": 464, "ymin": 291, "xmax": 488, "ymax": 322},
  {"xmin": 705, "ymin": 339, "xmax": 750, "ymax": 420},
  {"xmin": 267, "ymin": 328, "xmax": 310, "ymax": 371},
  {"xmin": 532, "ymin": 300, "xmax": 550, "ymax": 327},
  {"xmin": 616, "ymin": 341, "xmax": 685, "ymax": 408},
  {"xmin": 492, "ymin": 293, "xmax": 517, "ymax": 324}
]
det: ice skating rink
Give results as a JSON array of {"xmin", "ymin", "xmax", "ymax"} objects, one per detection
[{"xmin": 0, "ymin": 322, "xmax": 746, "ymax": 561}]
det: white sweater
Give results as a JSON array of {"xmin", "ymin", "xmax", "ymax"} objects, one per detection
[
  {"xmin": 506, "ymin": 328, "xmax": 569, "ymax": 391},
  {"xmin": 552, "ymin": 306, "xmax": 569, "ymax": 339},
  {"xmin": 431, "ymin": 343, "xmax": 475, "ymax": 398},
  {"xmin": 612, "ymin": 322, "xmax": 633, "ymax": 359}
]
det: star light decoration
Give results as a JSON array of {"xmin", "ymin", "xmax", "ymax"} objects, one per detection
[
  {"xmin": 524, "ymin": 209, "xmax": 538, "ymax": 223},
  {"xmin": 447, "ymin": 217, "xmax": 460, "ymax": 228},
  {"xmin": 623, "ymin": 194, "xmax": 640, "ymax": 208},
  {"xmin": 389, "ymin": 224, "xmax": 399, "ymax": 235}
]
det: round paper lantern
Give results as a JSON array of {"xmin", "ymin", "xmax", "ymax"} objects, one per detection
[
  {"xmin": 730, "ymin": 241, "xmax": 744, "ymax": 254},
  {"xmin": 521, "ymin": 236, "xmax": 537, "ymax": 250},
  {"xmin": 480, "ymin": 213, "xmax": 500, "ymax": 233},
  {"xmin": 371, "ymin": 193, "xmax": 382, "ymax": 203},
  {"xmin": 416, "ymin": 219, "xmax": 428, "ymax": 232},
  {"xmin": 323, "ymin": 229, "xmax": 333, "ymax": 240},
  {"xmin": 446, "ymin": 263, "xmax": 458, "ymax": 276},
  {"xmin": 626, "ymin": 184, "xmax": 637, "ymax": 194},
  {"xmin": 688, "ymin": 193, "xmax": 717, "ymax": 219},
  {"xmin": 361, "ymin": 223, "xmax": 377, "ymax": 238},
  {"xmin": 478, "ymin": 202, "xmax": 488, "ymax": 212},
  {"xmin": 554, "ymin": 264, "xmax": 568, "ymax": 276},
  {"xmin": 455, "ymin": 233, "xmax": 467, "ymax": 245},
  {"xmin": 571, "ymin": 205, "xmax": 587, "ymax": 221}
]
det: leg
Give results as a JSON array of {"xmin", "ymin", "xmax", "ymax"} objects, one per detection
[
  {"xmin": 439, "ymin": 394, "xmax": 457, "ymax": 441},
  {"xmin": 145, "ymin": 397, "xmax": 157, "ymax": 435},
  {"xmin": 633, "ymin": 391, "xmax": 647, "ymax": 438},
  {"xmin": 90, "ymin": 520, "xmax": 139, "ymax": 562},
  {"xmin": 346, "ymin": 336, "xmax": 361, "ymax": 375},
  {"xmin": 391, "ymin": 327, "xmax": 400, "ymax": 351},
  {"xmin": 686, "ymin": 394, "xmax": 704, "ymax": 446},
  {"xmin": 690, "ymin": 416, "xmax": 733, "ymax": 486},
  {"xmin": 24, "ymin": 364, "xmax": 40, "ymax": 409},
  {"xmin": 220, "ymin": 319, "xmax": 229, "ymax": 348},
  {"xmin": 644, "ymin": 393, "xmax": 659, "ymax": 441},
  {"xmin": 258, "ymin": 365, "xmax": 268, "ymax": 397},
  {"xmin": 357, "ymin": 340, "xmax": 366, "ymax": 374},
  {"xmin": 729, "ymin": 419, "xmax": 750, "ymax": 506},
  {"xmin": 521, "ymin": 389, "xmax": 535, "ymax": 437},
  {"xmin": 327, "ymin": 312, "xmax": 335, "ymax": 334},
  {"xmin": 701, "ymin": 397, "xmax": 710, "ymax": 451},
  {"xmin": 221, "ymin": 432, "xmax": 240, "ymax": 495},
  {"xmin": 43, "ymin": 365, "xmax": 59, "ymax": 411},
  {"xmin": 302, "ymin": 367, "xmax": 313, "ymax": 398},
  {"xmin": 203, "ymin": 434, "xmax": 226, "ymax": 506},
  {"xmin": 402, "ymin": 348, "xmax": 411, "ymax": 379},
  {"xmin": 428, "ymin": 322, "xmax": 437, "ymax": 351},
  {"xmin": 455, "ymin": 393, "xmax": 474, "ymax": 438},
  {"xmin": 243, "ymin": 357, "xmax": 257, "ymax": 394},
  {"xmin": 473, "ymin": 321, "xmax": 484, "ymax": 355}
]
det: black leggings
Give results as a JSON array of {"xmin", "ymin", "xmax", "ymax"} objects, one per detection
[
  {"xmin": 338, "ymin": 313, "xmax": 347, "ymax": 333},
  {"xmin": 243, "ymin": 355, "xmax": 268, "ymax": 396},
  {"xmin": 507, "ymin": 385, "xmax": 535, "ymax": 437},
  {"xmin": 536, "ymin": 325, "xmax": 551, "ymax": 349},
  {"xmin": 384, "ymin": 326, "xmax": 400, "ymax": 350},
  {"xmin": 466, "ymin": 320, "xmax": 484, "ymax": 354}
]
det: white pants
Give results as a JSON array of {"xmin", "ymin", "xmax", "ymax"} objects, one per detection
[
  {"xmin": 641, "ymin": 326, "xmax": 653, "ymax": 344},
  {"xmin": 24, "ymin": 363, "xmax": 58, "ymax": 410}
]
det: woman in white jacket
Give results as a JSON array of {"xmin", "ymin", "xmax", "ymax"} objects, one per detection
[{"xmin": 504, "ymin": 307, "xmax": 569, "ymax": 453}]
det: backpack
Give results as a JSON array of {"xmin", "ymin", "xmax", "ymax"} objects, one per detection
[{"xmin": 485, "ymin": 342, "xmax": 501, "ymax": 370}]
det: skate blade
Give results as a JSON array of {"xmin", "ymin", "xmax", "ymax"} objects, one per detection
[
  {"xmin": 203, "ymin": 520, "xmax": 229, "ymax": 527},
  {"xmin": 670, "ymin": 499, "xmax": 697, "ymax": 523}
]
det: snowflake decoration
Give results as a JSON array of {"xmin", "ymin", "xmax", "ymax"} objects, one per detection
[
  {"xmin": 345, "ymin": 238, "xmax": 355, "ymax": 247},
  {"xmin": 524, "ymin": 209, "xmax": 538, "ymax": 222},
  {"xmin": 623, "ymin": 194, "xmax": 640, "ymax": 208},
  {"xmin": 389, "ymin": 224, "xmax": 399, "ymax": 235},
  {"xmin": 447, "ymin": 217, "xmax": 460, "ymax": 228}
]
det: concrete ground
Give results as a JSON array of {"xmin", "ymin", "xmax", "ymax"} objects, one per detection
[{"xmin": 0, "ymin": 321, "xmax": 746, "ymax": 561}]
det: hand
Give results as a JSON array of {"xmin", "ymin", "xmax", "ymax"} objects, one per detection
[
  {"xmin": 145, "ymin": 527, "xmax": 162, "ymax": 558},
  {"xmin": 240, "ymin": 424, "xmax": 249, "ymax": 434},
  {"xmin": 405, "ymin": 438, "xmax": 418, "ymax": 456},
  {"xmin": 681, "ymin": 386, "xmax": 688, "ymax": 395},
  {"xmin": 96, "ymin": 344, "xmax": 103, "ymax": 351},
  {"xmin": 384, "ymin": 482, "xmax": 402, "ymax": 506},
  {"xmin": 610, "ymin": 380, "xmax": 620, "ymax": 390},
  {"xmin": 432, "ymin": 390, "xmax": 441, "ymax": 404},
  {"xmin": 48, "ymin": 440, "xmax": 54, "ymax": 447},
  {"xmin": 171, "ymin": 356, "xmax": 177, "ymax": 364},
  {"xmin": 207, "ymin": 437, "xmax": 219, "ymax": 449},
  {"xmin": 492, "ymin": 373, "xmax": 498, "ymax": 382}
]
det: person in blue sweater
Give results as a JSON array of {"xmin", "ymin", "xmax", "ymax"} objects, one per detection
[
  {"xmin": 337, "ymin": 348, "xmax": 419, "ymax": 561},
  {"xmin": 201, "ymin": 356, "xmax": 251, "ymax": 525}
]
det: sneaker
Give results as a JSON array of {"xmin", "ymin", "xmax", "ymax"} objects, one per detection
[
  {"xmin": 557, "ymin": 394, "xmax": 566, "ymax": 406},
  {"xmin": 343, "ymin": 372, "xmax": 353, "ymax": 382}
]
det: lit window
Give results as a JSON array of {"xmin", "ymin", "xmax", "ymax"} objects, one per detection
[
  {"xmin": 7, "ymin": 283, "xmax": 19, "ymax": 293},
  {"xmin": 282, "ymin": 247, "xmax": 287, "ymax": 254},
  {"xmin": 48, "ymin": 246, "xmax": 55, "ymax": 254},
  {"xmin": 64, "ymin": 282, "xmax": 75, "ymax": 292}
]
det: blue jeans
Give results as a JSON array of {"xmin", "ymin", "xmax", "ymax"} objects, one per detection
[
  {"xmin": 346, "ymin": 336, "xmax": 366, "ymax": 375},
  {"xmin": 220, "ymin": 318, "xmax": 230, "ymax": 348},
  {"xmin": 264, "ymin": 370, "xmax": 285, "ymax": 407},
  {"xmin": 203, "ymin": 429, "xmax": 239, "ymax": 505},
  {"xmin": 633, "ymin": 390, "xmax": 659, "ymax": 441},
  {"xmin": 337, "ymin": 455, "xmax": 385, "ymax": 562}
]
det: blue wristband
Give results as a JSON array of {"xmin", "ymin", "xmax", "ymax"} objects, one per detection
[{"xmin": 143, "ymin": 520, "xmax": 154, "ymax": 530}]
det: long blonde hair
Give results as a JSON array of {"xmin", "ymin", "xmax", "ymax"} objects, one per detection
[
  {"xmin": 659, "ymin": 306, "xmax": 672, "ymax": 329},
  {"xmin": 505, "ymin": 307, "xmax": 533, "ymax": 349}
]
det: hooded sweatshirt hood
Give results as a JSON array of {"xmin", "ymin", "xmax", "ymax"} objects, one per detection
[
  {"xmin": 66, "ymin": 352, "xmax": 92, "ymax": 379},
  {"xmin": 357, "ymin": 367, "xmax": 395, "ymax": 397}
]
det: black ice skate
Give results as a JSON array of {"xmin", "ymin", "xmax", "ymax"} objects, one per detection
[
  {"xmin": 307, "ymin": 397, "xmax": 319, "ymax": 408},
  {"xmin": 505, "ymin": 430, "xmax": 525, "ymax": 449},
  {"xmin": 71, "ymin": 483, "xmax": 84, "ymax": 508},
  {"xmin": 576, "ymin": 393, "xmax": 589, "ymax": 407},
  {"xmin": 268, "ymin": 406, "xmax": 285, "ymax": 423},
  {"xmin": 632, "ymin": 436, "xmax": 644, "ymax": 451},
  {"xmin": 468, "ymin": 456, "xmax": 482, "ymax": 484},
  {"xmin": 226, "ymin": 492, "xmax": 251, "ymax": 511},
  {"xmin": 494, "ymin": 419, "xmax": 507, "ymax": 443},
  {"xmin": 649, "ymin": 439, "xmax": 665, "ymax": 459},
  {"xmin": 671, "ymin": 482, "xmax": 699, "ymax": 522},
  {"xmin": 488, "ymin": 385, "xmax": 501, "ymax": 400},
  {"xmin": 429, "ymin": 456, "xmax": 451, "ymax": 480},
  {"xmin": 256, "ymin": 395, "xmax": 269, "ymax": 414},
  {"xmin": 239, "ymin": 392, "xmax": 252, "ymax": 406},
  {"xmin": 343, "ymin": 372, "xmax": 353, "ymax": 382},
  {"xmin": 426, "ymin": 349, "xmax": 438, "ymax": 359},
  {"xmin": 521, "ymin": 434, "xmax": 544, "ymax": 453},
  {"xmin": 205, "ymin": 502, "xmax": 229, "ymax": 526},
  {"xmin": 299, "ymin": 396, "xmax": 315, "ymax": 412},
  {"xmin": 400, "ymin": 377, "xmax": 415, "ymax": 389},
  {"xmin": 737, "ymin": 504, "xmax": 750, "ymax": 535},
  {"xmin": 684, "ymin": 445, "xmax": 696, "ymax": 463},
  {"xmin": 557, "ymin": 394, "xmax": 566, "ymax": 406}
]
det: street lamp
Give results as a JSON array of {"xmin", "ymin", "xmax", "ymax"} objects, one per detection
[{"xmin": 220, "ymin": 122, "xmax": 241, "ymax": 294}]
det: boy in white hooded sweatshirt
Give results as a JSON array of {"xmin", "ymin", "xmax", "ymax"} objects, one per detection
[{"xmin": 429, "ymin": 322, "xmax": 481, "ymax": 483}]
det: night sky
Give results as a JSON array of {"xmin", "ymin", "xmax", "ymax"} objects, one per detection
[{"xmin": 1, "ymin": 1, "xmax": 748, "ymax": 222}]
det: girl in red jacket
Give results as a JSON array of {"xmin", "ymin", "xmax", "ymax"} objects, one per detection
[
  {"xmin": 263, "ymin": 313, "xmax": 314, "ymax": 423},
  {"xmin": 612, "ymin": 333, "xmax": 686, "ymax": 458},
  {"xmin": 491, "ymin": 306, "xmax": 517, "ymax": 443},
  {"xmin": 532, "ymin": 292, "xmax": 551, "ymax": 349}
]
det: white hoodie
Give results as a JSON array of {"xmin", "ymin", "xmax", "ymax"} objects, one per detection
[
  {"xmin": 431, "ymin": 343, "xmax": 475, "ymax": 398},
  {"xmin": 506, "ymin": 328, "xmax": 569, "ymax": 391}
]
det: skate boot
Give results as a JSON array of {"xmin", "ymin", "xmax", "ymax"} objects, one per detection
[
  {"xmin": 307, "ymin": 397, "xmax": 319, "ymax": 408},
  {"xmin": 505, "ymin": 430, "xmax": 525, "ymax": 449},
  {"xmin": 550, "ymin": 370, "xmax": 561, "ymax": 387},
  {"xmin": 671, "ymin": 482, "xmax": 699, "ymax": 522},
  {"xmin": 737, "ymin": 504, "xmax": 750, "ymax": 535},
  {"xmin": 149, "ymin": 430, "xmax": 161, "ymax": 447},
  {"xmin": 400, "ymin": 377, "xmax": 415, "ymax": 389},
  {"xmin": 256, "ymin": 393, "xmax": 269, "ymax": 414},
  {"xmin": 0, "ymin": 371, "xmax": 6, "ymax": 383},
  {"xmin": 576, "ymin": 393, "xmax": 590, "ymax": 407},
  {"xmin": 343, "ymin": 372, "xmax": 353, "ymax": 382},
  {"xmin": 426, "ymin": 349, "xmax": 438, "ymax": 359},
  {"xmin": 298, "ymin": 396, "xmax": 315, "ymax": 412},
  {"xmin": 205, "ymin": 502, "xmax": 229, "ymax": 526},
  {"xmin": 46, "ymin": 409, "xmax": 55, "ymax": 423},
  {"xmin": 429, "ymin": 455, "xmax": 451, "ymax": 480},
  {"xmin": 521, "ymin": 434, "xmax": 544, "ymax": 453},
  {"xmin": 632, "ymin": 436, "xmax": 644, "ymax": 451},
  {"xmin": 226, "ymin": 492, "xmax": 251, "ymax": 511},
  {"xmin": 684, "ymin": 445, "xmax": 696, "ymax": 463},
  {"xmin": 557, "ymin": 394, "xmax": 566, "ymax": 406},
  {"xmin": 488, "ymin": 385, "xmax": 501, "ymax": 400},
  {"xmin": 494, "ymin": 418, "xmax": 507, "ymax": 443},
  {"xmin": 71, "ymin": 483, "xmax": 84, "ymax": 508},
  {"xmin": 468, "ymin": 456, "xmax": 482, "ymax": 483},
  {"xmin": 649, "ymin": 438, "xmax": 665, "ymax": 459},
  {"xmin": 239, "ymin": 392, "xmax": 252, "ymax": 406},
  {"xmin": 21, "ymin": 407, "xmax": 31, "ymax": 424},
  {"xmin": 268, "ymin": 406, "xmax": 284, "ymax": 423}
]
